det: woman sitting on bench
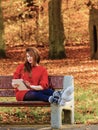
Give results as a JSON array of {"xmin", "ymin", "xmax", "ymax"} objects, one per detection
[{"xmin": 12, "ymin": 47, "xmax": 73, "ymax": 105}]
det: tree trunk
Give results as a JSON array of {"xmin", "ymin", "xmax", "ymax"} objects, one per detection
[
  {"xmin": 0, "ymin": 0, "xmax": 6, "ymax": 58},
  {"xmin": 48, "ymin": 0, "xmax": 66, "ymax": 59},
  {"xmin": 89, "ymin": 7, "xmax": 98, "ymax": 59}
]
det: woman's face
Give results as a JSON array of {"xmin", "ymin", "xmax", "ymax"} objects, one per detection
[{"xmin": 26, "ymin": 52, "xmax": 33, "ymax": 64}]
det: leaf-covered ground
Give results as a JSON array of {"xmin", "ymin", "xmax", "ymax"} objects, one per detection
[{"xmin": 1, "ymin": 45, "xmax": 98, "ymax": 87}]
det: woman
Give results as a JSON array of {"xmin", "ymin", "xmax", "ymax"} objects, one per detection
[{"xmin": 12, "ymin": 47, "xmax": 73, "ymax": 105}]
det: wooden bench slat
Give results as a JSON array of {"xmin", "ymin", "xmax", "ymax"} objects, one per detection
[
  {"xmin": 0, "ymin": 101, "xmax": 50, "ymax": 107},
  {"xmin": 0, "ymin": 76, "xmax": 64, "ymax": 89},
  {"xmin": 0, "ymin": 76, "xmax": 13, "ymax": 89},
  {"xmin": 48, "ymin": 76, "xmax": 63, "ymax": 89},
  {"xmin": 0, "ymin": 90, "xmax": 15, "ymax": 97}
]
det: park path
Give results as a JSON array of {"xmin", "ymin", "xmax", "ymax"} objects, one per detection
[{"xmin": 0, "ymin": 124, "xmax": 98, "ymax": 130}]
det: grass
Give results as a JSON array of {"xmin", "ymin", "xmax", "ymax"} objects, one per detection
[
  {"xmin": 0, "ymin": 84, "xmax": 98, "ymax": 124},
  {"xmin": 0, "ymin": 97, "xmax": 51, "ymax": 124},
  {"xmin": 75, "ymin": 84, "xmax": 98, "ymax": 124}
]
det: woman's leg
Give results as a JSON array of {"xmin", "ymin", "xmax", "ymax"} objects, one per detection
[
  {"xmin": 23, "ymin": 89, "xmax": 54, "ymax": 102},
  {"xmin": 39, "ymin": 88, "xmax": 54, "ymax": 96}
]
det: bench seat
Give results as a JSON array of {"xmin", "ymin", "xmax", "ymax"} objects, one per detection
[{"xmin": 0, "ymin": 101, "xmax": 50, "ymax": 107}]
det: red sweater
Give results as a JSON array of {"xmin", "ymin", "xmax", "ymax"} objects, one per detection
[{"xmin": 13, "ymin": 64, "xmax": 49, "ymax": 101}]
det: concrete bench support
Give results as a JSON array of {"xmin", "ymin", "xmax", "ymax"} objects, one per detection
[{"xmin": 51, "ymin": 76, "xmax": 74, "ymax": 129}]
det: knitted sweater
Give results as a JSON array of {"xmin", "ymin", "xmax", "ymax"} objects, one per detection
[{"xmin": 13, "ymin": 64, "xmax": 49, "ymax": 101}]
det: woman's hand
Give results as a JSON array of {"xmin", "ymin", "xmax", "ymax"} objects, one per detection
[
  {"xmin": 12, "ymin": 83, "xmax": 19, "ymax": 89},
  {"xmin": 23, "ymin": 80, "xmax": 43, "ymax": 90}
]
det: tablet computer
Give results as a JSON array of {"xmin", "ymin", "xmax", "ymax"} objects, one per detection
[{"xmin": 12, "ymin": 79, "xmax": 29, "ymax": 90}]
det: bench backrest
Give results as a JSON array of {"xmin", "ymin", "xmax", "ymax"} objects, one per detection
[
  {"xmin": 0, "ymin": 75, "xmax": 63, "ymax": 97},
  {"xmin": 0, "ymin": 75, "xmax": 74, "ymax": 97}
]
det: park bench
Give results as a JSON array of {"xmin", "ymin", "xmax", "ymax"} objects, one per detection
[{"xmin": 0, "ymin": 75, "xmax": 74, "ymax": 129}]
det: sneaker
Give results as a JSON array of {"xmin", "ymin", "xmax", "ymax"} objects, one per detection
[
  {"xmin": 48, "ymin": 96, "xmax": 59, "ymax": 105},
  {"xmin": 53, "ymin": 90, "xmax": 62, "ymax": 99},
  {"xmin": 59, "ymin": 86, "xmax": 74, "ymax": 106},
  {"xmin": 59, "ymin": 95, "xmax": 73, "ymax": 106}
]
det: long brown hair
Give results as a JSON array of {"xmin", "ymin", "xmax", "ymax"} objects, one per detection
[{"xmin": 24, "ymin": 47, "xmax": 40, "ymax": 72}]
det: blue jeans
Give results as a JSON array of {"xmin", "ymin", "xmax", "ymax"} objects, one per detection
[{"xmin": 23, "ymin": 88, "xmax": 54, "ymax": 102}]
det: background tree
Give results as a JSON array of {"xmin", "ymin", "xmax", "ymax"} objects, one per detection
[
  {"xmin": 48, "ymin": 0, "xmax": 66, "ymax": 59},
  {"xmin": 0, "ymin": 0, "xmax": 6, "ymax": 58}
]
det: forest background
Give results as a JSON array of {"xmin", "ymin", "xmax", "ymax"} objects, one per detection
[{"xmin": 0, "ymin": 0, "xmax": 98, "ymax": 125}]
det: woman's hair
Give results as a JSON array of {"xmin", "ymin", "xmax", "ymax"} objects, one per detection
[{"xmin": 24, "ymin": 47, "xmax": 40, "ymax": 72}]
